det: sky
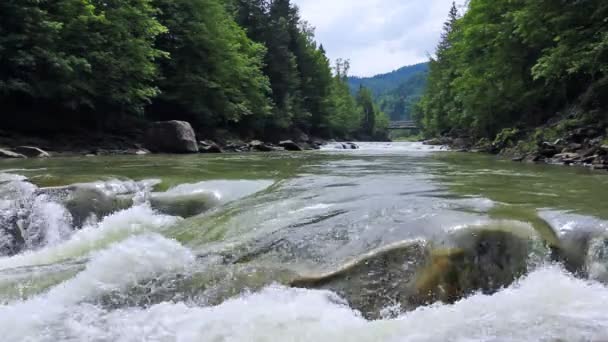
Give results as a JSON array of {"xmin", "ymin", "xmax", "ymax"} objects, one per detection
[{"xmin": 292, "ymin": 0, "xmax": 463, "ymax": 77}]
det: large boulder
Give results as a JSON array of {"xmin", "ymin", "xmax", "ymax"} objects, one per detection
[
  {"xmin": 0, "ymin": 148, "xmax": 26, "ymax": 159},
  {"xmin": 13, "ymin": 146, "xmax": 51, "ymax": 158},
  {"xmin": 145, "ymin": 121, "xmax": 198, "ymax": 153}
]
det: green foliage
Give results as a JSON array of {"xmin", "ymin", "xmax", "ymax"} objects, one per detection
[
  {"xmin": 0, "ymin": 0, "xmax": 384, "ymax": 140},
  {"xmin": 349, "ymin": 63, "xmax": 428, "ymax": 121},
  {"xmin": 0, "ymin": 0, "xmax": 165, "ymax": 114},
  {"xmin": 151, "ymin": 0, "xmax": 271, "ymax": 125},
  {"xmin": 418, "ymin": 0, "xmax": 608, "ymax": 141}
]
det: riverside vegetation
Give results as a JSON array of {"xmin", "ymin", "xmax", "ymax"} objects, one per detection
[
  {"xmin": 0, "ymin": 0, "xmax": 389, "ymax": 157},
  {"xmin": 416, "ymin": 1, "xmax": 608, "ymax": 171}
]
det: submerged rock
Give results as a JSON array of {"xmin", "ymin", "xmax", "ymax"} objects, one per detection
[
  {"xmin": 149, "ymin": 191, "xmax": 221, "ymax": 218},
  {"xmin": 0, "ymin": 148, "xmax": 26, "ymax": 159},
  {"xmin": 279, "ymin": 140, "xmax": 303, "ymax": 151},
  {"xmin": 13, "ymin": 146, "xmax": 50, "ymax": 158},
  {"xmin": 198, "ymin": 140, "xmax": 223, "ymax": 153},
  {"xmin": 63, "ymin": 187, "xmax": 133, "ymax": 227},
  {"xmin": 290, "ymin": 223, "xmax": 541, "ymax": 319},
  {"xmin": 290, "ymin": 240, "xmax": 429, "ymax": 319},
  {"xmin": 145, "ymin": 121, "xmax": 199, "ymax": 153}
]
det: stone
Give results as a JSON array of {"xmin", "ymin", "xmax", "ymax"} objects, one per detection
[
  {"xmin": 0, "ymin": 215, "xmax": 25, "ymax": 256},
  {"xmin": 145, "ymin": 121, "xmax": 199, "ymax": 153},
  {"xmin": 345, "ymin": 142, "xmax": 359, "ymax": 149},
  {"xmin": 278, "ymin": 140, "xmax": 303, "ymax": 151},
  {"xmin": 13, "ymin": 146, "xmax": 50, "ymax": 158},
  {"xmin": 512, "ymin": 155, "xmax": 525, "ymax": 162},
  {"xmin": 198, "ymin": 141, "xmax": 223, "ymax": 153},
  {"xmin": 249, "ymin": 140, "xmax": 274, "ymax": 152},
  {"xmin": 0, "ymin": 148, "xmax": 26, "ymax": 159},
  {"xmin": 63, "ymin": 187, "xmax": 133, "ymax": 227},
  {"xmin": 149, "ymin": 191, "xmax": 221, "ymax": 218},
  {"xmin": 539, "ymin": 142, "xmax": 559, "ymax": 157}
]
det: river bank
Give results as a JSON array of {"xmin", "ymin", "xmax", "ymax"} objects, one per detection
[
  {"xmin": 424, "ymin": 111, "xmax": 608, "ymax": 172},
  {"xmin": 0, "ymin": 120, "xmax": 361, "ymax": 159}
]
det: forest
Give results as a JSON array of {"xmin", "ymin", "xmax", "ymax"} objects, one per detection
[
  {"xmin": 349, "ymin": 63, "xmax": 428, "ymax": 122},
  {"xmin": 416, "ymin": 0, "xmax": 608, "ymax": 141},
  {"xmin": 0, "ymin": 0, "xmax": 388, "ymax": 141}
]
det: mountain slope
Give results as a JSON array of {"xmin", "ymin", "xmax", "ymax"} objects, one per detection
[{"xmin": 348, "ymin": 63, "xmax": 429, "ymax": 121}]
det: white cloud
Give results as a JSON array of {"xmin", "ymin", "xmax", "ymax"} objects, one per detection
[{"xmin": 293, "ymin": 0, "xmax": 464, "ymax": 76}]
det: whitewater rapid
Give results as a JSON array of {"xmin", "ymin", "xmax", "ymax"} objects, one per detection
[{"xmin": 1, "ymin": 142, "xmax": 608, "ymax": 341}]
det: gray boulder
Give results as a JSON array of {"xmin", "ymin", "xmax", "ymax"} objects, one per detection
[
  {"xmin": 145, "ymin": 121, "xmax": 199, "ymax": 153},
  {"xmin": 13, "ymin": 146, "xmax": 51, "ymax": 158},
  {"xmin": 0, "ymin": 148, "xmax": 26, "ymax": 159}
]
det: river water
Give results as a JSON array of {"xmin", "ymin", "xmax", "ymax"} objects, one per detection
[{"xmin": 1, "ymin": 142, "xmax": 608, "ymax": 341}]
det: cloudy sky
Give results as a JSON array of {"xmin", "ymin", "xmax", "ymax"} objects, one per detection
[{"xmin": 292, "ymin": 0, "xmax": 463, "ymax": 77}]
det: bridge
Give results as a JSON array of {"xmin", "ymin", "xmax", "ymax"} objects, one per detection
[{"xmin": 387, "ymin": 120, "xmax": 419, "ymax": 130}]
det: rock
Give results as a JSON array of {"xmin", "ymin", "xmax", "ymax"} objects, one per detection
[
  {"xmin": 249, "ymin": 140, "xmax": 274, "ymax": 152},
  {"xmin": 63, "ymin": 187, "xmax": 133, "ymax": 227},
  {"xmin": 423, "ymin": 138, "xmax": 444, "ymax": 146},
  {"xmin": 134, "ymin": 149, "xmax": 150, "ymax": 155},
  {"xmin": 290, "ymin": 240, "xmax": 430, "ymax": 319},
  {"xmin": 539, "ymin": 142, "xmax": 559, "ymax": 157},
  {"xmin": 345, "ymin": 142, "xmax": 359, "ymax": 150},
  {"xmin": 278, "ymin": 140, "xmax": 303, "ymax": 151},
  {"xmin": 0, "ymin": 148, "xmax": 26, "ymax": 159},
  {"xmin": 149, "ymin": 191, "xmax": 221, "ymax": 218},
  {"xmin": 199, "ymin": 141, "xmax": 223, "ymax": 153},
  {"xmin": 525, "ymin": 153, "xmax": 544, "ymax": 163},
  {"xmin": 553, "ymin": 152, "xmax": 581, "ymax": 164},
  {"xmin": 512, "ymin": 155, "xmax": 525, "ymax": 162},
  {"xmin": 13, "ymin": 146, "xmax": 50, "ymax": 158},
  {"xmin": 0, "ymin": 215, "xmax": 25, "ymax": 256},
  {"xmin": 600, "ymin": 145, "xmax": 608, "ymax": 153},
  {"xmin": 562, "ymin": 143, "xmax": 583, "ymax": 153},
  {"xmin": 145, "ymin": 121, "xmax": 199, "ymax": 153},
  {"xmin": 592, "ymin": 164, "xmax": 608, "ymax": 170}
]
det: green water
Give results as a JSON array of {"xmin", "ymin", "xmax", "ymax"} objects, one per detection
[{"xmin": 1, "ymin": 142, "xmax": 608, "ymax": 341}]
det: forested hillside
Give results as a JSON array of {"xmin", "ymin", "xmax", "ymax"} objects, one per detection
[
  {"xmin": 417, "ymin": 0, "xmax": 608, "ymax": 141},
  {"xmin": 0, "ymin": 0, "xmax": 388, "ymax": 140},
  {"xmin": 349, "ymin": 63, "xmax": 428, "ymax": 121}
]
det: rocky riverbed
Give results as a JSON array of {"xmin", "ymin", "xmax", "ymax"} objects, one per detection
[{"xmin": 0, "ymin": 120, "xmax": 360, "ymax": 159}]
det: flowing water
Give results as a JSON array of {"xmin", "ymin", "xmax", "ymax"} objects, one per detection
[{"xmin": 1, "ymin": 142, "xmax": 608, "ymax": 341}]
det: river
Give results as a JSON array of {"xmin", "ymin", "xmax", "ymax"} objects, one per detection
[{"xmin": 0, "ymin": 142, "xmax": 607, "ymax": 341}]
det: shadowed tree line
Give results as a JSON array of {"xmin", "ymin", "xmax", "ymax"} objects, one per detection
[{"xmin": 0, "ymin": 0, "xmax": 388, "ymax": 140}]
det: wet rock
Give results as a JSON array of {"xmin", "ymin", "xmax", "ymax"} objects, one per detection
[
  {"xmin": 291, "ymin": 223, "xmax": 539, "ymax": 319},
  {"xmin": 0, "ymin": 215, "xmax": 25, "ymax": 256},
  {"xmin": 553, "ymin": 152, "xmax": 581, "ymax": 164},
  {"xmin": 414, "ymin": 227, "xmax": 534, "ymax": 306},
  {"xmin": 290, "ymin": 240, "xmax": 429, "ymax": 319},
  {"xmin": 562, "ymin": 143, "xmax": 583, "ymax": 153},
  {"xmin": 345, "ymin": 142, "xmax": 359, "ymax": 149},
  {"xmin": 278, "ymin": 140, "xmax": 303, "ymax": 151},
  {"xmin": 149, "ymin": 191, "xmax": 221, "ymax": 218},
  {"xmin": 525, "ymin": 153, "xmax": 544, "ymax": 163},
  {"xmin": 13, "ymin": 146, "xmax": 50, "ymax": 158},
  {"xmin": 198, "ymin": 140, "xmax": 223, "ymax": 153},
  {"xmin": 145, "ymin": 121, "xmax": 199, "ymax": 153},
  {"xmin": 600, "ymin": 145, "xmax": 608, "ymax": 154},
  {"xmin": 249, "ymin": 140, "xmax": 275, "ymax": 152},
  {"xmin": 0, "ymin": 148, "xmax": 26, "ymax": 159},
  {"xmin": 63, "ymin": 187, "xmax": 133, "ymax": 227},
  {"xmin": 512, "ymin": 155, "xmax": 525, "ymax": 162},
  {"xmin": 539, "ymin": 142, "xmax": 559, "ymax": 157}
]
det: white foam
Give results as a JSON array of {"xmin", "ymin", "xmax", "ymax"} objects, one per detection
[
  {"xmin": 0, "ymin": 234, "xmax": 194, "ymax": 341},
  {"xmin": 162, "ymin": 180, "xmax": 274, "ymax": 203},
  {"xmin": 0, "ymin": 204, "xmax": 180, "ymax": 270},
  {"xmin": 0, "ymin": 265, "xmax": 601, "ymax": 342}
]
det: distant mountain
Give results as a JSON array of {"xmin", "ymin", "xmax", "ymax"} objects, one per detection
[{"xmin": 348, "ymin": 63, "xmax": 429, "ymax": 121}]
